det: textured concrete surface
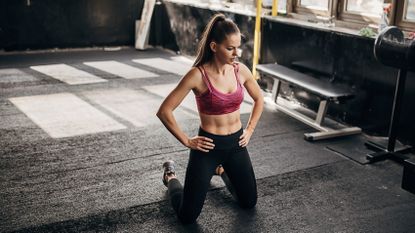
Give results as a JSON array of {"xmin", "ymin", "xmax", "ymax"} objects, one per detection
[
  {"xmin": 1, "ymin": 48, "xmax": 415, "ymax": 233},
  {"xmin": 30, "ymin": 64, "xmax": 108, "ymax": 85}
]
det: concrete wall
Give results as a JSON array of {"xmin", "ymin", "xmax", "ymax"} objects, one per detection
[
  {"xmin": 163, "ymin": 3, "xmax": 255, "ymax": 67},
  {"xmin": 0, "ymin": 0, "xmax": 144, "ymax": 51}
]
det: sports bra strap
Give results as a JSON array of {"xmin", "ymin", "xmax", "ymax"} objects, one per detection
[
  {"xmin": 233, "ymin": 63, "xmax": 242, "ymax": 85},
  {"xmin": 198, "ymin": 66, "xmax": 213, "ymax": 91},
  {"xmin": 199, "ymin": 64, "xmax": 242, "ymax": 90}
]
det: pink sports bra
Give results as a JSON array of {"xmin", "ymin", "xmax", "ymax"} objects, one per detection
[{"xmin": 195, "ymin": 64, "xmax": 244, "ymax": 115}]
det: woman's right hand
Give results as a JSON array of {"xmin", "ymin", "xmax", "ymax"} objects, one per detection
[{"xmin": 186, "ymin": 136, "xmax": 215, "ymax": 152}]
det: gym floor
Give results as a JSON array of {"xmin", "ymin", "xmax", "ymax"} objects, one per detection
[{"xmin": 1, "ymin": 47, "xmax": 414, "ymax": 233}]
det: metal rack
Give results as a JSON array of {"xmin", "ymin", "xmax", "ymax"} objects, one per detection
[{"xmin": 365, "ymin": 26, "xmax": 415, "ymax": 163}]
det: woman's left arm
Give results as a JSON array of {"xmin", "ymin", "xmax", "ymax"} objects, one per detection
[{"xmin": 238, "ymin": 63, "xmax": 264, "ymax": 147}]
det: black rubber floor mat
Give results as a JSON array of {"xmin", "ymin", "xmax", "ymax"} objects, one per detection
[{"xmin": 326, "ymin": 135, "xmax": 372, "ymax": 164}]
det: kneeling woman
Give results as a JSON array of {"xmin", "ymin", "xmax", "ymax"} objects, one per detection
[{"xmin": 156, "ymin": 13, "xmax": 263, "ymax": 224}]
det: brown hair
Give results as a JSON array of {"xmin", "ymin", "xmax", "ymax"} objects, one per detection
[{"xmin": 193, "ymin": 13, "xmax": 240, "ymax": 67}]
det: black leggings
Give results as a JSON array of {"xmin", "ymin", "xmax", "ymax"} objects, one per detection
[{"xmin": 167, "ymin": 127, "xmax": 257, "ymax": 224}]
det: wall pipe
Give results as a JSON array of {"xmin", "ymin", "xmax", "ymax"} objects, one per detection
[
  {"xmin": 272, "ymin": 0, "xmax": 278, "ymax": 16},
  {"xmin": 252, "ymin": 0, "xmax": 262, "ymax": 79}
]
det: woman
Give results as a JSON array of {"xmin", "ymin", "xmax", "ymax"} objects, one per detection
[{"xmin": 156, "ymin": 13, "xmax": 263, "ymax": 224}]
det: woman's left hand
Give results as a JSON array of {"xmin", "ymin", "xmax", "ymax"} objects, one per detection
[{"xmin": 239, "ymin": 128, "xmax": 254, "ymax": 147}]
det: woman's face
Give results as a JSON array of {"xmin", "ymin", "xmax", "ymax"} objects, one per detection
[{"xmin": 212, "ymin": 33, "xmax": 242, "ymax": 65}]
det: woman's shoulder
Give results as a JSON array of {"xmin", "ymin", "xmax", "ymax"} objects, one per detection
[
  {"xmin": 234, "ymin": 62, "xmax": 253, "ymax": 82},
  {"xmin": 180, "ymin": 66, "xmax": 203, "ymax": 86},
  {"xmin": 185, "ymin": 66, "xmax": 203, "ymax": 79},
  {"xmin": 235, "ymin": 62, "xmax": 250, "ymax": 72}
]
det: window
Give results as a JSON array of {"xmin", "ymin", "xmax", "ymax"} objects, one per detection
[
  {"xmin": 338, "ymin": 0, "xmax": 384, "ymax": 25},
  {"xmin": 345, "ymin": 0, "xmax": 383, "ymax": 15},
  {"xmin": 293, "ymin": 0, "xmax": 334, "ymax": 17},
  {"xmin": 396, "ymin": 0, "xmax": 415, "ymax": 30},
  {"xmin": 285, "ymin": 0, "xmax": 415, "ymax": 32},
  {"xmin": 299, "ymin": 0, "xmax": 329, "ymax": 10},
  {"xmin": 406, "ymin": 0, "xmax": 415, "ymax": 20},
  {"xmin": 263, "ymin": 0, "xmax": 287, "ymax": 13}
]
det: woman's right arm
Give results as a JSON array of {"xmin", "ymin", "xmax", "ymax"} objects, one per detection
[{"xmin": 156, "ymin": 68, "xmax": 214, "ymax": 152}]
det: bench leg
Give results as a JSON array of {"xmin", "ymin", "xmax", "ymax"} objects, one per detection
[
  {"xmin": 271, "ymin": 79, "xmax": 281, "ymax": 103},
  {"xmin": 315, "ymin": 100, "xmax": 328, "ymax": 125},
  {"xmin": 303, "ymin": 99, "xmax": 361, "ymax": 141},
  {"xmin": 304, "ymin": 127, "xmax": 362, "ymax": 141},
  {"xmin": 271, "ymin": 96, "xmax": 362, "ymax": 141}
]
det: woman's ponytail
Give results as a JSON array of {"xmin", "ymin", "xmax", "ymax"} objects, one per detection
[{"xmin": 193, "ymin": 14, "xmax": 239, "ymax": 67}]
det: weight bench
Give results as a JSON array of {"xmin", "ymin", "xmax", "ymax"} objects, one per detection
[{"xmin": 256, "ymin": 63, "xmax": 361, "ymax": 141}]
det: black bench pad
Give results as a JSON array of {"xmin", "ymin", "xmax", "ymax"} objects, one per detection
[{"xmin": 256, "ymin": 63, "xmax": 353, "ymax": 100}]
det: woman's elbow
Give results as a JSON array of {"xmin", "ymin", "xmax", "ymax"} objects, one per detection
[
  {"xmin": 156, "ymin": 109, "xmax": 165, "ymax": 119},
  {"xmin": 156, "ymin": 108, "xmax": 171, "ymax": 120}
]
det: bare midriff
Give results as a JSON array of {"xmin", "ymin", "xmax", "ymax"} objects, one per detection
[{"xmin": 199, "ymin": 110, "xmax": 242, "ymax": 135}]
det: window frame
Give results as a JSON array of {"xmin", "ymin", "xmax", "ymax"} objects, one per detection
[
  {"xmin": 395, "ymin": 0, "xmax": 415, "ymax": 31},
  {"xmin": 272, "ymin": 0, "xmax": 415, "ymax": 32},
  {"xmin": 292, "ymin": 0, "xmax": 336, "ymax": 18},
  {"xmin": 285, "ymin": 0, "xmax": 415, "ymax": 32},
  {"xmin": 337, "ymin": 0, "xmax": 388, "ymax": 26}
]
